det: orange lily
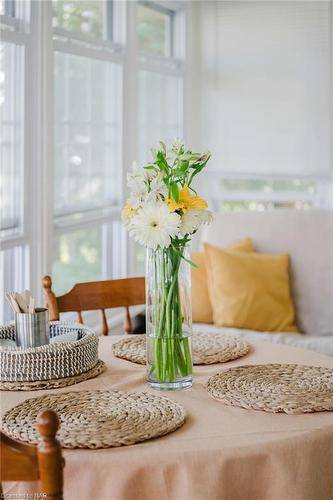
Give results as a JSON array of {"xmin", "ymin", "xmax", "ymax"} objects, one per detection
[{"xmin": 168, "ymin": 185, "xmax": 208, "ymax": 213}]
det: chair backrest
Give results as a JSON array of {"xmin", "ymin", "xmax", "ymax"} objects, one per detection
[
  {"xmin": 42, "ymin": 276, "xmax": 146, "ymax": 335},
  {"xmin": 0, "ymin": 410, "xmax": 64, "ymax": 500}
]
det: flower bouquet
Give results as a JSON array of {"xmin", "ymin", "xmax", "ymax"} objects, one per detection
[{"xmin": 122, "ymin": 141, "xmax": 212, "ymax": 390}]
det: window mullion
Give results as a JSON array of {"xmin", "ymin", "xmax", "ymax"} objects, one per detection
[
  {"xmin": 105, "ymin": 0, "xmax": 113, "ymax": 41},
  {"xmin": 28, "ymin": 0, "xmax": 54, "ymax": 303},
  {"xmin": 122, "ymin": 1, "xmax": 139, "ymax": 277},
  {"xmin": 0, "ymin": 27, "xmax": 28, "ymax": 44}
]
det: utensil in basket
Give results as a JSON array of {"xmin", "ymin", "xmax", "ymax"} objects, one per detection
[{"xmin": 6, "ymin": 290, "xmax": 35, "ymax": 314}]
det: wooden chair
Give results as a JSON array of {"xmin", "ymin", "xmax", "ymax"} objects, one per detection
[
  {"xmin": 42, "ymin": 276, "xmax": 146, "ymax": 336},
  {"xmin": 0, "ymin": 410, "xmax": 64, "ymax": 500}
]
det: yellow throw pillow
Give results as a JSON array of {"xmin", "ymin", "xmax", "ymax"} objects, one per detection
[
  {"xmin": 204, "ymin": 243, "xmax": 298, "ymax": 332},
  {"xmin": 192, "ymin": 238, "xmax": 254, "ymax": 323}
]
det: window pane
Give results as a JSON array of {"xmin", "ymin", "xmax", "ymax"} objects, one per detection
[
  {"xmin": 138, "ymin": 70, "xmax": 183, "ymax": 163},
  {"xmin": 134, "ymin": 242, "xmax": 145, "ymax": 276},
  {"xmin": 137, "ymin": 3, "xmax": 172, "ymax": 56},
  {"xmin": 219, "ymin": 201, "xmax": 317, "ymax": 212},
  {"xmin": 0, "ymin": 42, "xmax": 24, "ymax": 238},
  {"xmin": 52, "ymin": 0, "xmax": 105, "ymax": 39},
  {"xmin": 52, "ymin": 226, "xmax": 103, "ymax": 295},
  {"xmin": 54, "ymin": 52, "xmax": 122, "ymax": 217},
  {"xmin": 1, "ymin": 1, "xmax": 31, "ymax": 31},
  {"xmin": 221, "ymin": 179, "xmax": 317, "ymax": 193},
  {"xmin": 0, "ymin": 245, "xmax": 29, "ymax": 323},
  {"xmin": 1, "ymin": 0, "xmax": 15, "ymax": 17},
  {"xmin": 52, "ymin": 221, "xmax": 127, "ymax": 295}
]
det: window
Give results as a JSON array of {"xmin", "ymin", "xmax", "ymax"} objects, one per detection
[
  {"xmin": 52, "ymin": 226, "xmax": 103, "ymax": 294},
  {"xmin": 199, "ymin": 2, "xmax": 331, "ymax": 178},
  {"xmin": 1, "ymin": 1, "xmax": 15, "ymax": 17},
  {"xmin": 137, "ymin": 2, "xmax": 173, "ymax": 56},
  {"xmin": 220, "ymin": 179, "xmax": 317, "ymax": 194},
  {"xmin": 0, "ymin": 245, "xmax": 29, "ymax": 323},
  {"xmin": 133, "ymin": 1, "xmax": 185, "ymax": 273},
  {"xmin": 138, "ymin": 70, "xmax": 183, "ymax": 163},
  {"xmin": 0, "ymin": 42, "xmax": 24, "ymax": 239},
  {"xmin": 219, "ymin": 200, "xmax": 318, "ymax": 212},
  {"xmin": 51, "ymin": 0, "xmax": 126, "ymax": 296},
  {"xmin": 212, "ymin": 178, "xmax": 321, "ymax": 213},
  {"xmin": 52, "ymin": 0, "xmax": 110, "ymax": 40},
  {"xmin": 0, "ymin": 0, "xmax": 186, "ymax": 322},
  {"xmin": 0, "ymin": 0, "xmax": 30, "ymax": 323},
  {"xmin": 54, "ymin": 52, "xmax": 122, "ymax": 217}
]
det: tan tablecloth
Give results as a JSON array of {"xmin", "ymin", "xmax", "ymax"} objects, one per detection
[{"xmin": 2, "ymin": 336, "xmax": 333, "ymax": 500}]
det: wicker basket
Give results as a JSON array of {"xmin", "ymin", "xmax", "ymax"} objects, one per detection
[{"xmin": 0, "ymin": 322, "xmax": 99, "ymax": 382}]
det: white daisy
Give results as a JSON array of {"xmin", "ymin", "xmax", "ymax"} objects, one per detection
[
  {"xmin": 180, "ymin": 209, "xmax": 213, "ymax": 236},
  {"xmin": 129, "ymin": 203, "xmax": 180, "ymax": 249}
]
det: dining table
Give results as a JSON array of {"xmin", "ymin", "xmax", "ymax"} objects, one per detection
[{"xmin": 1, "ymin": 335, "xmax": 333, "ymax": 500}]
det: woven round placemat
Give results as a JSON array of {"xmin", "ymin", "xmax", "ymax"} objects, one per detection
[
  {"xmin": 113, "ymin": 333, "xmax": 250, "ymax": 365},
  {"xmin": 0, "ymin": 360, "xmax": 105, "ymax": 391},
  {"xmin": 206, "ymin": 364, "xmax": 333, "ymax": 414},
  {"xmin": 2, "ymin": 389, "xmax": 186, "ymax": 449}
]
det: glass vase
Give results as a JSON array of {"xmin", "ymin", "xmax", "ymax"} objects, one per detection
[{"xmin": 146, "ymin": 245, "xmax": 193, "ymax": 390}]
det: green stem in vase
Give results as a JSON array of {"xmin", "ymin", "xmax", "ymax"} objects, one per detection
[{"xmin": 149, "ymin": 244, "xmax": 192, "ymax": 384}]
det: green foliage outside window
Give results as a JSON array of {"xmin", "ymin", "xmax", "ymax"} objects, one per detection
[
  {"xmin": 221, "ymin": 178, "xmax": 316, "ymax": 193},
  {"xmin": 52, "ymin": 226, "xmax": 103, "ymax": 295},
  {"xmin": 220, "ymin": 201, "xmax": 317, "ymax": 212},
  {"xmin": 52, "ymin": 0, "xmax": 104, "ymax": 38},
  {"xmin": 137, "ymin": 3, "xmax": 171, "ymax": 56}
]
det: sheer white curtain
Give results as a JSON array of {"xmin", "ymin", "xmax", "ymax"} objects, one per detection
[{"xmin": 197, "ymin": 1, "xmax": 332, "ymax": 178}]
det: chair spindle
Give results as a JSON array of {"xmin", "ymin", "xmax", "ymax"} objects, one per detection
[
  {"xmin": 36, "ymin": 410, "xmax": 64, "ymax": 500},
  {"xmin": 124, "ymin": 307, "xmax": 132, "ymax": 335},
  {"xmin": 101, "ymin": 309, "xmax": 108, "ymax": 336}
]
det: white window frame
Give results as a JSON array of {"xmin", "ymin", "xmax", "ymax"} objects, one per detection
[
  {"xmin": 0, "ymin": 0, "xmax": 189, "ymax": 323},
  {"xmin": 203, "ymin": 173, "xmax": 331, "ymax": 213},
  {"xmin": 1, "ymin": 3, "xmax": 34, "ymax": 318}
]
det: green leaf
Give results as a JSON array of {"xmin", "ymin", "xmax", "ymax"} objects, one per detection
[
  {"xmin": 170, "ymin": 182, "xmax": 179, "ymax": 202},
  {"xmin": 170, "ymin": 243, "xmax": 198, "ymax": 268},
  {"xmin": 157, "ymin": 150, "xmax": 168, "ymax": 164},
  {"xmin": 188, "ymin": 159, "xmax": 210, "ymax": 186},
  {"xmin": 173, "ymin": 168, "xmax": 185, "ymax": 176},
  {"xmin": 155, "ymin": 151, "xmax": 169, "ymax": 174},
  {"xmin": 155, "ymin": 160, "xmax": 168, "ymax": 174}
]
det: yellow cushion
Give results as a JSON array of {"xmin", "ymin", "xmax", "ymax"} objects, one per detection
[
  {"xmin": 204, "ymin": 243, "xmax": 298, "ymax": 332},
  {"xmin": 192, "ymin": 238, "xmax": 254, "ymax": 324}
]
